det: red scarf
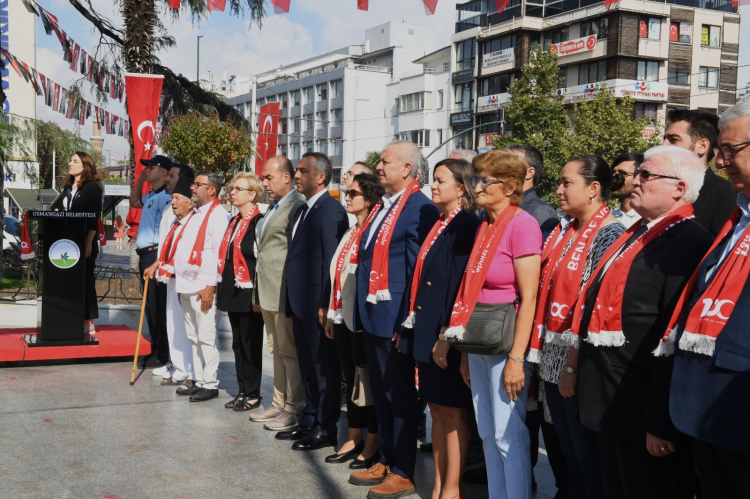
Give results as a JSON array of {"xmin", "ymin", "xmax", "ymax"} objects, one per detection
[
  {"xmin": 366, "ymin": 180, "xmax": 422, "ymax": 304},
  {"xmin": 444, "ymin": 205, "xmax": 518, "ymax": 340},
  {"xmin": 186, "ymin": 199, "xmax": 220, "ymax": 273},
  {"xmin": 97, "ymin": 217, "xmax": 108, "ymax": 249},
  {"xmin": 156, "ymin": 213, "xmax": 194, "ymax": 283},
  {"xmin": 347, "ymin": 204, "xmax": 381, "ymax": 273},
  {"xmin": 655, "ymin": 207, "xmax": 750, "ymax": 357},
  {"xmin": 21, "ymin": 211, "xmax": 35, "ymax": 260},
  {"xmin": 569, "ymin": 204, "xmax": 695, "ymax": 347},
  {"xmin": 402, "ymin": 206, "xmax": 462, "ymax": 328},
  {"xmin": 217, "ymin": 206, "xmax": 261, "ymax": 289},
  {"xmin": 528, "ymin": 205, "xmax": 609, "ymax": 362},
  {"xmin": 328, "ymin": 226, "xmax": 362, "ymax": 324}
]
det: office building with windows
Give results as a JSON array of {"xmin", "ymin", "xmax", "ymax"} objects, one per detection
[
  {"xmin": 225, "ymin": 21, "xmax": 436, "ymax": 191},
  {"xmin": 450, "ymin": 0, "xmax": 740, "ymax": 148}
]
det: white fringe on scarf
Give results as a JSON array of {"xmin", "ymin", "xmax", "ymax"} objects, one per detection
[
  {"xmin": 327, "ymin": 307, "xmax": 344, "ymax": 324},
  {"xmin": 652, "ymin": 328, "xmax": 677, "ymax": 357},
  {"xmin": 234, "ymin": 280, "xmax": 253, "ymax": 289},
  {"xmin": 347, "ymin": 263, "xmax": 358, "ymax": 274},
  {"xmin": 402, "ymin": 311, "xmax": 416, "ymax": 329},
  {"xmin": 584, "ymin": 330, "xmax": 626, "ymax": 347},
  {"xmin": 185, "ymin": 264, "xmax": 201, "ymax": 274},
  {"xmin": 678, "ymin": 331, "xmax": 716, "ymax": 356},
  {"xmin": 543, "ymin": 327, "xmax": 580, "ymax": 348},
  {"xmin": 443, "ymin": 325, "xmax": 465, "ymax": 342},
  {"xmin": 367, "ymin": 289, "xmax": 392, "ymax": 304},
  {"xmin": 526, "ymin": 348, "xmax": 542, "ymax": 364}
]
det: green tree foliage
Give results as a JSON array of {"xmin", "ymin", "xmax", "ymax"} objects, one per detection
[
  {"xmin": 364, "ymin": 151, "xmax": 382, "ymax": 168},
  {"xmin": 160, "ymin": 111, "xmax": 253, "ymax": 178},
  {"xmin": 566, "ymin": 84, "xmax": 663, "ymax": 166},
  {"xmin": 494, "ymin": 47, "xmax": 569, "ymax": 204}
]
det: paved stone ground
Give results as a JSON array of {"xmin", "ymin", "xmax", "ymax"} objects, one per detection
[{"xmin": 0, "ymin": 331, "xmax": 558, "ymax": 499}]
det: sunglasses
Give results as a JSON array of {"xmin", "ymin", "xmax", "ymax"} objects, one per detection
[
  {"xmin": 345, "ymin": 189, "xmax": 363, "ymax": 199},
  {"xmin": 636, "ymin": 168, "xmax": 680, "ymax": 182}
]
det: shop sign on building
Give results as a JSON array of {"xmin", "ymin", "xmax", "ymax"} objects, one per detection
[
  {"xmin": 549, "ymin": 35, "xmax": 597, "ymax": 57},
  {"xmin": 482, "ymin": 48, "xmax": 515, "ymax": 69},
  {"xmin": 450, "ymin": 111, "xmax": 473, "ymax": 126},
  {"xmin": 476, "ymin": 93, "xmax": 510, "ymax": 113}
]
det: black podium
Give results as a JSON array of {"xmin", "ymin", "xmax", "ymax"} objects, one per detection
[{"xmin": 26, "ymin": 210, "xmax": 98, "ymax": 347}]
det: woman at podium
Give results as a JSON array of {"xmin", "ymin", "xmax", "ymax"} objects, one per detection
[{"xmin": 63, "ymin": 151, "xmax": 103, "ymax": 337}]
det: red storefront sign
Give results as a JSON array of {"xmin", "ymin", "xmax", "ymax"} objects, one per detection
[{"xmin": 549, "ymin": 35, "xmax": 597, "ymax": 57}]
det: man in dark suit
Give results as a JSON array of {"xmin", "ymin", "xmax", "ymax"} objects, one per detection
[
  {"xmin": 669, "ymin": 100, "xmax": 750, "ymax": 499},
  {"xmin": 663, "ymin": 109, "xmax": 735, "ymax": 237},
  {"xmin": 508, "ymin": 144, "xmax": 560, "ymax": 240},
  {"xmin": 349, "ymin": 141, "xmax": 440, "ymax": 499},
  {"xmin": 278, "ymin": 152, "xmax": 348, "ymax": 451},
  {"xmin": 575, "ymin": 145, "xmax": 714, "ymax": 499}
]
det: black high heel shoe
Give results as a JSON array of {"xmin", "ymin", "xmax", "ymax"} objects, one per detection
[
  {"xmin": 325, "ymin": 440, "xmax": 365, "ymax": 464},
  {"xmin": 349, "ymin": 449, "xmax": 381, "ymax": 470}
]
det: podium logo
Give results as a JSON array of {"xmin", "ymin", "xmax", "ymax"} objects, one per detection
[{"xmin": 49, "ymin": 239, "xmax": 81, "ymax": 269}]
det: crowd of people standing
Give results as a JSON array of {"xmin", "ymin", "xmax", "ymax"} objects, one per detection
[{"xmin": 89, "ymin": 100, "xmax": 750, "ymax": 499}]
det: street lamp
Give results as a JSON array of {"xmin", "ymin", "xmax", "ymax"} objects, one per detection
[{"xmin": 196, "ymin": 36, "xmax": 203, "ymax": 84}]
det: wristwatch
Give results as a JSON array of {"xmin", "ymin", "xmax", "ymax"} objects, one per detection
[{"xmin": 565, "ymin": 365, "xmax": 577, "ymax": 374}]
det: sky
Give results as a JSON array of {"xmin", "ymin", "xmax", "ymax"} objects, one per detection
[{"xmin": 32, "ymin": 0, "xmax": 750, "ymax": 164}]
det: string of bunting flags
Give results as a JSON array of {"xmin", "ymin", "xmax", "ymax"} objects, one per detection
[
  {"xmin": 0, "ymin": 48, "xmax": 129, "ymax": 137},
  {"xmin": 18, "ymin": 0, "xmax": 126, "ymax": 103}
]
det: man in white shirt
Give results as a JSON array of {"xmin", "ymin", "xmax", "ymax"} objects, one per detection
[
  {"xmin": 174, "ymin": 171, "xmax": 229, "ymax": 402},
  {"xmin": 611, "ymin": 152, "xmax": 643, "ymax": 229},
  {"xmin": 144, "ymin": 165, "xmax": 196, "ymax": 388}
]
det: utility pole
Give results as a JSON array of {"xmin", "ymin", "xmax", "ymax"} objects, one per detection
[{"xmin": 196, "ymin": 36, "xmax": 203, "ymax": 85}]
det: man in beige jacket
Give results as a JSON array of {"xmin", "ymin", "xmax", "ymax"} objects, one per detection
[{"xmin": 251, "ymin": 156, "xmax": 306, "ymax": 431}]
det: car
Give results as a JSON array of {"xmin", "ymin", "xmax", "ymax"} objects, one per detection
[{"xmin": 3, "ymin": 214, "xmax": 21, "ymax": 254}]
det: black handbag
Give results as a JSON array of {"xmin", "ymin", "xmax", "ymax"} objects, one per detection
[{"xmin": 444, "ymin": 300, "xmax": 517, "ymax": 355}]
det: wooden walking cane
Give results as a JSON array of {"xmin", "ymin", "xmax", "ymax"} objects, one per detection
[{"xmin": 130, "ymin": 275, "xmax": 150, "ymax": 386}]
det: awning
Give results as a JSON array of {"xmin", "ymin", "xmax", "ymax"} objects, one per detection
[{"xmin": 5, "ymin": 188, "xmax": 59, "ymax": 213}]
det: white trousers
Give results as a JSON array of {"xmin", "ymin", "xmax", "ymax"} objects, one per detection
[
  {"xmin": 166, "ymin": 280, "xmax": 195, "ymax": 382},
  {"xmin": 179, "ymin": 292, "xmax": 221, "ymax": 390}
]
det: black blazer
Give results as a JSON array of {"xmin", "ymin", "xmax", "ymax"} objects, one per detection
[
  {"xmin": 400, "ymin": 210, "xmax": 480, "ymax": 361},
  {"xmin": 217, "ymin": 214, "xmax": 263, "ymax": 314},
  {"xmin": 64, "ymin": 181, "xmax": 103, "ymax": 257},
  {"xmin": 693, "ymin": 168, "xmax": 736, "ymax": 237},
  {"xmin": 285, "ymin": 191, "xmax": 349, "ymax": 321},
  {"xmin": 577, "ymin": 219, "xmax": 713, "ymax": 444}
]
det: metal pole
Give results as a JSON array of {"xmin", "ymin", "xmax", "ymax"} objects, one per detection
[
  {"xmin": 196, "ymin": 36, "xmax": 203, "ymax": 84},
  {"xmin": 424, "ymin": 120, "xmax": 504, "ymax": 160},
  {"xmin": 52, "ymin": 150, "xmax": 56, "ymax": 191},
  {"xmin": 250, "ymin": 75, "xmax": 258, "ymax": 148}
]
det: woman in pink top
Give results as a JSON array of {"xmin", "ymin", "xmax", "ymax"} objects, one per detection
[{"xmin": 458, "ymin": 151, "xmax": 542, "ymax": 499}]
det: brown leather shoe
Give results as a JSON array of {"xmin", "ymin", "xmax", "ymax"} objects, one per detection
[
  {"xmin": 349, "ymin": 462, "xmax": 389, "ymax": 486},
  {"xmin": 367, "ymin": 473, "xmax": 416, "ymax": 499}
]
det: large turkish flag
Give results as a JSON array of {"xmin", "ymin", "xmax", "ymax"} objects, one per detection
[
  {"xmin": 255, "ymin": 102, "xmax": 280, "ymax": 176},
  {"xmin": 124, "ymin": 73, "xmax": 164, "ymax": 239}
]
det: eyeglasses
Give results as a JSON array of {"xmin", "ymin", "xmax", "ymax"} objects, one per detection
[
  {"xmin": 192, "ymin": 181, "xmax": 210, "ymax": 188},
  {"xmin": 470, "ymin": 177, "xmax": 505, "ymax": 190},
  {"xmin": 636, "ymin": 168, "xmax": 681, "ymax": 182},
  {"xmin": 714, "ymin": 141, "xmax": 750, "ymax": 161},
  {"xmin": 228, "ymin": 186, "xmax": 251, "ymax": 193},
  {"xmin": 345, "ymin": 189, "xmax": 363, "ymax": 199}
]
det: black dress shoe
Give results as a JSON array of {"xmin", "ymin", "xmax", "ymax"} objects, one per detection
[
  {"xmin": 349, "ymin": 450, "xmax": 382, "ymax": 470},
  {"xmin": 420, "ymin": 442, "xmax": 433, "ymax": 453},
  {"xmin": 291, "ymin": 428, "xmax": 337, "ymax": 451},
  {"xmin": 176, "ymin": 383, "xmax": 201, "ymax": 396},
  {"xmin": 189, "ymin": 388, "xmax": 219, "ymax": 402},
  {"xmin": 233, "ymin": 397, "xmax": 261, "ymax": 412},
  {"xmin": 225, "ymin": 393, "xmax": 244, "ymax": 409},
  {"xmin": 275, "ymin": 423, "xmax": 312, "ymax": 441},
  {"xmin": 325, "ymin": 440, "xmax": 365, "ymax": 463}
]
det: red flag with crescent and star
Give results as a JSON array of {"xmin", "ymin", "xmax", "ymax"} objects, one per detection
[
  {"xmin": 124, "ymin": 73, "xmax": 164, "ymax": 239},
  {"xmin": 255, "ymin": 102, "xmax": 280, "ymax": 176}
]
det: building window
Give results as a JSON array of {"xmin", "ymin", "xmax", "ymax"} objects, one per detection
[
  {"xmin": 399, "ymin": 92, "xmax": 432, "ymax": 113},
  {"xmin": 437, "ymin": 129, "xmax": 443, "ymax": 146},
  {"xmin": 637, "ymin": 60, "xmax": 659, "ymax": 82},
  {"xmin": 302, "ymin": 87, "xmax": 313, "ymax": 105},
  {"xmin": 668, "ymin": 64, "xmax": 689, "ymax": 85},
  {"xmin": 399, "ymin": 130, "xmax": 431, "ymax": 148},
  {"xmin": 456, "ymin": 39, "xmax": 476, "ymax": 71},
  {"xmin": 544, "ymin": 27, "xmax": 569, "ymax": 48},
  {"xmin": 281, "ymin": 119, "xmax": 288, "ymax": 135},
  {"xmin": 290, "ymin": 90, "xmax": 301, "ymax": 107},
  {"xmin": 639, "ymin": 17, "xmax": 661, "ymax": 40},
  {"xmin": 635, "ymin": 103, "xmax": 657, "ymax": 125},
  {"xmin": 452, "ymin": 129, "xmax": 473, "ymax": 150},
  {"xmin": 303, "ymin": 141, "xmax": 313, "ymax": 153},
  {"xmin": 303, "ymin": 113, "xmax": 313, "ymax": 131},
  {"xmin": 316, "ymin": 139, "xmax": 328, "ymax": 155},
  {"xmin": 437, "ymin": 90, "xmax": 444, "ymax": 109},
  {"xmin": 317, "ymin": 84, "xmax": 327, "ymax": 101},
  {"xmin": 315, "ymin": 111, "xmax": 327, "ymax": 129},
  {"xmin": 479, "ymin": 73, "xmax": 516, "ymax": 96},
  {"xmin": 289, "ymin": 142, "xmax": 299, "ymax": 159},
  {"xmin": 280, "ymin": 94, "xmax": 288, "ymax": 109},
  {"xmin": 669, "ymin": 21, "xmax": 691, "ymax": 43},
  {"xmin": 699, "ymin": 67, "xmax": 719, "ymax": 88},
  {"xmin": 581, "ymin": 18, "xmax": 609, "ymax": 40},
  {"xmin": 483, "ymin": 34, "xmax": 517, "ymax": 54},
  {"xmin": 332, "ymin": 167, "xmax": 342, "ymax": 184},
  {"xmin": 478, "ymin": 111, "xmax": 505, "ymax": 134},
  {"xmin": 330, "ymin": 80, "xmax": 342, "ymax": 98},
  {"xmin": 701, "ymin": 25, "xmax": 721, "ymax": 47},
  {"xmin": 331, "ymin": 140, "xmax": 342, "ymax": 156},
  {"xmin": 578, "ymin": 60, "xmax": 607, "ymax": 84},
  {"xmin": 330, "ymin": 109, "xmax": 342, "ymax": 127},
  {"xmin": 454, "ymin": 82, "xmax": 474, "ymax": 112},
  {"xmin": 291, "ymin": 117, "xmax": 301, "ymax": 133}
]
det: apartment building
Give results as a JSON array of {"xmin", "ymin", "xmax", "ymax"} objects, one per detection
[
  {"xmin": 450, "ymin": 0, "xmax": 741, "ymax": 148},
  {"xmin": 225, "ymin": 21, "xmax": 436, "ymax": 190}
]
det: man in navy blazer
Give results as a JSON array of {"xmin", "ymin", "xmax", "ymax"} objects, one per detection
[
  {"xmin": 669, "ymin": 100, "xmax": 750, "ymax": 498},
  {"xmin": 349, "ymin": 141, "xmax": 440, "ymax": 498},
  {"xmin": 278, "ymin": 152, "xmax": 348, "ymax": 451}
]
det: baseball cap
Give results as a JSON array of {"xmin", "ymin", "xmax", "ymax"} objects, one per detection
[{"xmin": 140, "ymin": 155, "xmax": 173, "ymax": 170}]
